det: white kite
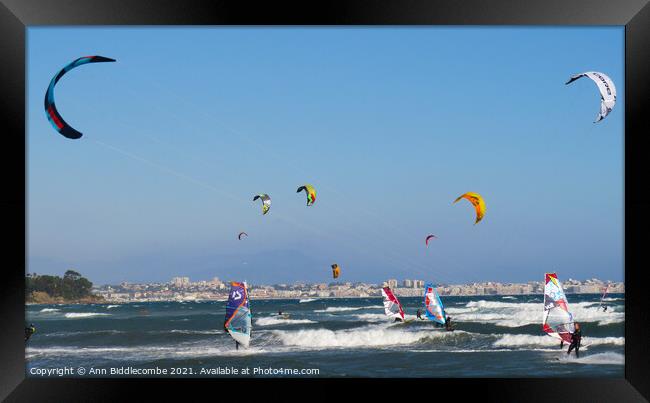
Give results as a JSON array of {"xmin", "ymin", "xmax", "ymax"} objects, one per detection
[{"xmin": 566, "ymin": 71, "xmax": 617, "ymax": 123}]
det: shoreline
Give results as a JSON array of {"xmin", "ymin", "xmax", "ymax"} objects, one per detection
[{"xmin": 26, "ymin": 292, "xmax": 624, "ymax": 305}]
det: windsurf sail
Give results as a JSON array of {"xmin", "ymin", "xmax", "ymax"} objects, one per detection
[
  {"xmin": 381, "ymin": 286, "xmax": 405, "ymax": 321},
  {"xmin": 424, "ymin": 283, "xmax": 446, "ymax": 325},
  {"xmin": 542, "ymin": 273, "xmax": 575, "ymax": 343},
  {"xmin": 224, "ymin": 281, "xmax": 252, "ymax": 348},
  {"xmin": 598, "ymin": 284, "xmax": 610, "ymax": 311}
]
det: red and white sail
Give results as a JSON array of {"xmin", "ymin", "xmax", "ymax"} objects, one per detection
[
  {"xmin": 542, "ymin": 273, "xmax": 575, "ymax": 343},
  {"xmin": 381, "ymin": 286, "xmax": 405, "ymax": 321}
]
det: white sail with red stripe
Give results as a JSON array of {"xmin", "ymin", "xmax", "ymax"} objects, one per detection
[
  {"xmin": 542, "ymin": 273, "xmax": 575, "ymax": 343},
  {"xmin": 381, "ymin": 286, "xmax": 405, "ymax": 321}
]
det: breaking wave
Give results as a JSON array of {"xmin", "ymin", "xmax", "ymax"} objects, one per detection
[
  {"xmin": 64, "ymin": 313, "xmax": 112, "ymax": 319},
  {"xmin": 446, "ymin": 300, "xmax": 623, "ymax": 327},
  {"xmin": 256, "ymin": 317, "xmax": 317, "ymax": 326}
]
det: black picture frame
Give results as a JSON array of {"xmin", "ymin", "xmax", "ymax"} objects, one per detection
[{"xmin": 1, "ymin": 0, "xmax": 648, "ymax": 400}]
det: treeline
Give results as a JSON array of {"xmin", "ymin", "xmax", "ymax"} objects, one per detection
[{"xmin": 26, "ymin": 270, "xmax": 95, "ymax": 301}]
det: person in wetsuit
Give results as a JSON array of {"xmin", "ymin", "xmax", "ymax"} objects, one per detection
[
  {"xmin": 567, "ymin": 322, "xmax": 582, "ymax": 358},
  {"xmin": 416, "ymin": 308, "xmax": 423, "ymax": 320},
  {"xmin": 603, "ymin": 306, "xmax": 608, "ymax": 312},
  {"xmin": 445, "ymin": 316, "xmax": 453, "ymax": 331},
  {"xmin": 25, "ymin": 324, "xmax": 36, "ymax": 342}
]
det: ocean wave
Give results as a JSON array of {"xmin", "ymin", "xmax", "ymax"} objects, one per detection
[
  {"xmin": 256, "ymin": 317, "xmax": 317, "ymax": 326},
  {"xmin": 446, "ymin": 300, "xmax": 624, "ymax": 327},
  {"xmin": 501, "ymin": 296, "xmax": 517, "ymax": 300},
  {"xmin": 39, "ymin": 308, "xmax": 60, "ymax": 313},
  {"xmin": 64, "ymin": 313, "xmax": 112, "ymax": 319},
  {"xmin": 26, "ymin": 343, "xmax": 273, "ymax": 360},
  {"xmin": 352, "ymin": 313, "xmax": 390, "ymax": 322},
  {"xmin": 493, "ymin": 334, "xmax": 624, "ymax": 348},
  {"xmin": 314, "ymin": 307, "xmax": 365, "ymax": 313},
  {"xmin": 271, "ymin": 325, "xmax": 456, "ymax": 349},
  {"xmin": 106, "ymin": 305, "xmax": 120, "ymax": 309},
  {"xmin": 169, "ymin": 329, "xmax": 221, "ymax": 335},
  {"xmin": 299, "ymin": 298, "xmax": 319, "ymax": 303},
  {"xmin": 553, "ymin": 352, "xmax": 624, "ymax": 365}
]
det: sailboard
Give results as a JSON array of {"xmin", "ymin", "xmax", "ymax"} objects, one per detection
[
  {"xmin": 542, "ymin": 273, "xmax": 575, "ymax": 343},
  {"xmin": 224, "ymin": 281, "xmax": 252, "ymax": 348},
  {"xmin": 598, "ymin": 284, "xmax": 610, "ymax": 311},
  {"xmin": 424, "ymin": 283, "xmax": 446, "ymax": 325},
  {"xmin": 381, "ymin": 286, "xmax": 405, "ymax": 322}
]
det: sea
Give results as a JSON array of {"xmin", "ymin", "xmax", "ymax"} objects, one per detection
[{"xmin": 25, "ymin": 293, "xmax": 624, "ymax": 378}]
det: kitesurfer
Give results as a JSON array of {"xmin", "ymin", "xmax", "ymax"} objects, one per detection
[
  {"xmin": 567, "ymin": 323, "xmax": 582, "ymax": 358},
  {"xmin": 25, "ymin": 324, "xmax": 36, "ymax": 342}
]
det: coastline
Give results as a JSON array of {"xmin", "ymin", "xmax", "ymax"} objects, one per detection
[{"xmin": 26, "ymin": 291, "xmax": 624, "ymax": 305}]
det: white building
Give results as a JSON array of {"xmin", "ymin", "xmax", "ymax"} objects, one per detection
[{"xmin": 171, "ymin": 277, "xmax": 190, "ymax": 288}]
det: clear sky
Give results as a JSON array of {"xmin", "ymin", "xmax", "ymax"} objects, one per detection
[{"xmin": 27, "ymin": 27, "xmax": 624, "ymax": 286}]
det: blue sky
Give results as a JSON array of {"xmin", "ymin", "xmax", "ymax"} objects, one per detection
[{"xmin": 27, "ymin": 27, "xmax": 624, "ymax": 286}]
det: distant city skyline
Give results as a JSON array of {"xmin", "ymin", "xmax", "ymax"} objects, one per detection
[
  {"xmin": 92, "ymin": 275, "xmax": 623, "ymax": 303},
  {"xmin": 28, "ymin": 27, "xmax": 624, "ymax": 285}
]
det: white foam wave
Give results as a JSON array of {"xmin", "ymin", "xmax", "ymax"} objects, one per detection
[
  {"xmin": 272, "ymin": 325, "xmax": 453, "ymax": 349},
  {"xmin": 64, "ymin": 312, "xmax": 112, "ymax": 319},
  {"xmin": 39, "ymin": 308, "xmax": 60, "ymax": 313},
  {"xmin": 26, "ymin": 343, "xmax": 273, "ymax": 360},
  {"xmin": 106, "ymin": 305, "xmax": 120, "ymax": 309},
  {"xmin": 446, "ymin": 300, "xmax": 624, "ymax": 327},
  {"xmin": 493, "ymin": 334, "xmax": 624, "ymax": 348},
  {"xmin": 299, "ymin": 298, "xmax": 319, "ymax": 303},
  {"xmin": 256, "ymin": 317, "xmax": 317, "ymax": 326},
  {"xmin": 554, "ymin": 352, "xmax": 624, "ymax": 365},
  {"xmin": 501, "ymin": 296, "xmax": 517, "ymax": 300}
]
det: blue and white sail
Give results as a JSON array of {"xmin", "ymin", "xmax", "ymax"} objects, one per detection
[
  {"xmin": 224, "ymin": 281, "xmax": 252, "ymax": 348},
  {"xmin": 424, "ymin": 283, "xmax": 446, "ymax": 325}
]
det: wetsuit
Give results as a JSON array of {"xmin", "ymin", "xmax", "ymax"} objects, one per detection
[
  {"xmin": 603, "ymin": 306, "xmax": 608, "ymax": 312},
  {"xmin": 416, "ymin": 310, "xmax": 422, "ymax": 320},
  {"xmin": 567, "ymin": 329, "xmax": 582, "ymax": 358},
  {"xmin": 445, "ymin": 317, "xmax": 453, "ymax": 331},
  {"xmin": 25, "ymin": 326, "xmax": 36, "ymax": 342},
  {"xmin": 235, "ymin": 341, "xmax": 239, "ymax": 350}
]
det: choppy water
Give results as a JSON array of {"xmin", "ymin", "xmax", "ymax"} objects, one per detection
[{"xmin": 25, "ymin": 294, "xmax": 624, "ymax": 377}]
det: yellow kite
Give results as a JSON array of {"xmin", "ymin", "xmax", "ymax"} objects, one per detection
[
  {"xmin": 454, "ymin": 192, "xmax": 486, "ymax": 224},
  {"xmin": 331, "ymin": 264, "xmax": 341, "ymax": 279}
]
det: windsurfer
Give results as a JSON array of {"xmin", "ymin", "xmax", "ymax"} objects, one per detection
[
  {"xmin": 567, "ymin": 323, "xmax": 582, "ymax": 358},
  {"xmin": 603, "ymin": 306, "xmax": 608, "ymax": 312},
  {"xmin": 235, "ymin": 341, "xmax": 239, "ymax": 350},
  {"xmin": 416, "ymin": 308, "xmax": 423, "ymax": 320},
  {"xmin": 445, "ymin": 316, "xmax": 453, "ymax": 331}
]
